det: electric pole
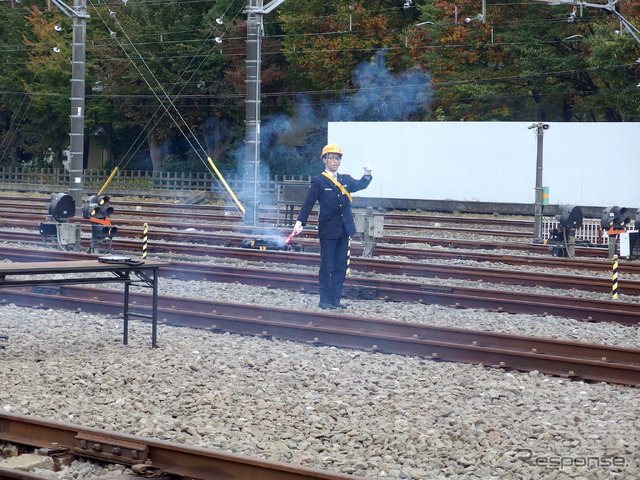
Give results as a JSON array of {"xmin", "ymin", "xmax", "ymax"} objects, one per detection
[
  {"xmin": 244, "ymin": 0, "xmax": 261, "ymax": 226},
  {"xmin": 243, "ymin": 0, "xmax": 286, "ymax": 225},
  {"xmin": 50, "ymin": 0, "xmax": 89, "ymax": 216},
  {"xmin": 529, "ymin": 122, "xmax": 549, "ymax": 243}
]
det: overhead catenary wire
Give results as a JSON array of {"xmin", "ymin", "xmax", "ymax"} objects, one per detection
[
  {"xmin": 86, "ymin": 0, "xmax": 245, "ymax": 215},
  {"xmin": 88, "ymin": 0, "xmax": 219, "ymax": 171},
  {"xmin": 1, "ymin": 1, "xmax": 635, "ymax": 127},
  {"xmin": 0, "ymin": 72, "xmax": 44, "ymax": 163},
  {"xmin": 0, "ymin": 61, "xmax": 635, "ymax": 105},
  {"xmin": 1, "ymin": 0, "xmax": 635, "ymax": 57},
  {"xmin": 1, "ymin": 25, "xmax": 633, "ymax": 69},
  {"xmin": 2, "ymin": 0, "xmax": 633, "ymax": 55},
  {"xmin": 0, "ymin": 2, "xmax": 637, "ymax": 122}
]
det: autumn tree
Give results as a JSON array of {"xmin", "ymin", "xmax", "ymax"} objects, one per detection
[
  {"xmin": 4, "ymin": 6, "xmax": 72, "ymax": 167},
  {"xmin": 413, "ymin": 0, "xmax": 640, "ymax": 121}
]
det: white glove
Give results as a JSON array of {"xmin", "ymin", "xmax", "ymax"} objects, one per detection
[
  {"xmin": 363, "ymin": 163, "xmax": 372, "ymax": 176},
  {"xmin": 293, "ymin": 220, "xmax": 303, "ymax": 235}
]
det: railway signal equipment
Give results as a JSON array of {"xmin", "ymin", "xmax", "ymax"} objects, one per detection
[
  {"xmin": 601, "ymin": 206, "xmax": 630, "ymax": 233},
  {"xmin": 83, "ymin": 195, "xmax": 114, "ymax": 222},
  {"xmin": 91, "ymin": 224, "xmax": 118, "ymax": 242},
  {"xmin": 601, "ymin": 206, "xmax": 631, "ymax": 258},
  {"xmin": 555, "ymin": 205, "xmax": 583, "ymax": 229},
  {"xmin": 83, "ymin": 195, "xmax": 117, "ymax": 252},
  {"xmin": 548, "ymin": 205, "xmax": 583, "ymax": 258},
  {"xmin": 47, "ymin": 192, "xmax": 75, "ymax": 222},
  {"xmin": 40, "ymin": 192, "xmax": 81, "ymax": 251},
  {"xmin": 619, "ymin": 210, "xmax": 640, "ymax": 259}
]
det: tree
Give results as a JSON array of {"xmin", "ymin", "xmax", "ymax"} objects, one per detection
[
  {"xmin": 413, "ymin": 0, "xmax": 640, "ymax": 121},
  {"xmin": 1, "ymin": 0, "xmax": 638, "ymax": 177},
  {"xmin": 0, "ymin": 2, "xmax": 34, "ymax": 165},
  {"xmin": 78, "ymin": 0, "xmax": 245, "ymax": 172},
  {"xmin": 269, "ymin": 0, "xmax": 432, "ymax": 174},
  {"xmin": 19, "ymin": 6, "xmax": 73, "ymax": 168}
]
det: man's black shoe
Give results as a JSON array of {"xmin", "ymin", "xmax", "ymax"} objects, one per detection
[
  {"xmin": 333, "ymin": 302, "xmax": 347, "ymax": 309},
  {"xmin": 319, "ymin": 302, "xmax": 337, "ymax": 310}
]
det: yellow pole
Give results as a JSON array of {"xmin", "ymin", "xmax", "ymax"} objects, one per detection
[
  {"xmin": 346, "ymin": 237, "xmax": 351, "ymax": 276},
  {"xmin": 206, "ymin": 157, "xmax": 245, "ymax": 216},
  {"xmin": 97, "ymin": 166, "xmax": 119, "ymax": 196}
]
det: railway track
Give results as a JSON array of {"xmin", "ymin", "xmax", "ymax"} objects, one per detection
[
  {"xmin": 2, "ymin": 209, "xmax": 536, "ymax": 245},
  {"xmin": 0, "ymin": 245, "xmax": 638, "ymax": 326},
  {"xmin": 0, "ymin": 228, "xmax": 630, "ymax": 297},
  {"xmin": 0, "ymin": 199, "xmax": 637, "ymax": 478},
  {"xmin": 0, "ymin": 219, "xmax": 620, "ymax": 272},
  {"xmin": 1, "ymin": 202, "xmax": 638, "ymax": 385},
  {"xmin": 0, "ymin": 244, "xmax": 639, "ymax": 384},
  {"xmin": 0, "ymin": 194, "xmax": 614, "ymax": 257},
  {"xmin": 0, "ymin": 196, "xmax": 534, "ymax": 228},
  {"xmin": 0, "ymin": 412, "xmax": 366, "ymax": 480},
  {"xmin": 0, "ymin": 283, "xmax": 638, "ymax": 385}
]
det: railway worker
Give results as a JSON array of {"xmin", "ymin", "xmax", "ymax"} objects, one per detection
[{"xmin": 293, "ymin": 143, "xmax": 372, "ymax": 309}]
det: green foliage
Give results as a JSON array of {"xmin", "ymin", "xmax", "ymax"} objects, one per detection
[
  {"xmin": 0, "ymin": 0, "xmax": 639, "ymax": 176},
  {"xmin": 413, "ymin": 0, "xmax": 640, "ymax": 121}
]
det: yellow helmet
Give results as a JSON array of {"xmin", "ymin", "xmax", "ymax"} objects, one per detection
[{"xmin": 322, "ymin": 143, "xmax": 343, "ymax": 157}]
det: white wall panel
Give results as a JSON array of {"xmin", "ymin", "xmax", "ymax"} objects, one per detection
[{"xmin": 328, "ymin": 122, "xmax": 640, "ymax": 207}]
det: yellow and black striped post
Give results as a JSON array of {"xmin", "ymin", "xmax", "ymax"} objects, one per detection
[
  {"xmin": 346, "ymin": 237, "xmax": 351, "ymax": 276},
  {"xmin": 612, "ymin": 254, "xmax": 618, "ymax": 300},
  {"xmin": 142, "ymin": 223, "xmax": 148, "ymax": 259}
]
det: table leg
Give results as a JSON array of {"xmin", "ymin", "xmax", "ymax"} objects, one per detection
[{"xmin": 123, "ymin": 279, "xmax": 130, "ymax": 345}]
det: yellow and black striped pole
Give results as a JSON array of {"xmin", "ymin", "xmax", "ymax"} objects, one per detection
[
  {"xmin": 612, "ymin": 254, "xmax": 618, "ymax": 300},
  {"xmin": 142, "ymin": 223, "xmax": 148, "ymax": 259},
  {"xmin": 346, "ymin": 237, "xmax": 351, "ymax": 276}
]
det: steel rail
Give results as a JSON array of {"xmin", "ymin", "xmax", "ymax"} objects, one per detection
[
  {"xmin": 0, "ymin": 196, "xmax": 535, "ymax": 227},
  {"xmin": 2, "ymin": 210, "xmax": 534, "ymax": 239},
  {"xmin": 0, "ymin": 244, "xmax": 636, "ymax": 302},
  {"xmin": 0, "ymin": 466, "xmax": 52, "ymax": 480},
  {"xmin": 27, "ymin": 254, "xmax": 640, "ymax": 328},
  {"xmin": 0, "ymin": 225, "xmax": 618, "ymax": 269},
  {"xmin": 0, "ymin": 412, "xmax": 367, "ymax": 480},
  {"xmin": 0, "ymin": 286, "xmax": 638, "ymax": 385},
  {"xmin": 163, "ymin": 263, "xmax": 640, "ymax": 326}
]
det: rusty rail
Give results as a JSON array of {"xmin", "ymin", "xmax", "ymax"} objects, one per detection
[
  {"xmin": 1, "ymin": 284, "xmax": 638, "ymax": 385},
  {"xmin": 0, "ymin": 246, "xmax": 638, "ymax": 325},
  {"xmin": 0, "ymin": 413, "xmax": 368, "ymax": 480},
  {"xmin": 0, "ymin": 227, "xmax": 622, "ymax": 273}
]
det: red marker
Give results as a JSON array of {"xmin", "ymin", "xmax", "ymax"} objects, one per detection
[{"xmin": 284, "ymin": 230, "xmax": 298, "ymax": 245}]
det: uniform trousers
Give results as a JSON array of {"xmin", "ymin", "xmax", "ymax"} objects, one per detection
[{"xmin": 319, "ymin": 233, "xmax": 350, "ymax": 304}]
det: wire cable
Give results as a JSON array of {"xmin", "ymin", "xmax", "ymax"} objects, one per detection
[
  {"xmin": 87, "ymin": 0, "xmax": 246, "ymax": 213},
  {"xmin": 0, "ymin": 74, "xmax": 42, "ymax": 163},
  {"xmin": 104, "ymin": 0, "xmax": 245, "ymax": 171}
]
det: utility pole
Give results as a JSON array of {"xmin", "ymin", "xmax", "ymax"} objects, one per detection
[
  {"xmin": 528, "ymin": 122, "xmax": 549, "ymax": 243},
  {"xmin": 243, "ymin": 0, "xmax": 286, "ymax": 225},
  {"xmin": 70, "ymin": 0, "xmax": 88, "ymax": 216},
  {"xmin": 243, "ymin": 0, "xmax": 261, "ymax": 226},
  {"xmin": 50, "ymin": 0, "xmax": 89, "ymax": 216}
]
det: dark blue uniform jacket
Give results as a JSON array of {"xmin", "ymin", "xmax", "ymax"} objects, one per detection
[{"xmin": 297, "ymin": 172, "xmax": 372, "ymax": 239}]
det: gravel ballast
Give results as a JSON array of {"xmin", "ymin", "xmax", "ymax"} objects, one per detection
[
  {"xmin": 1, "ymin": 298, "xmax": 639, "ymax": 479},
  {"xmin": 0, "ymin": 204, "xmax": 639, "ymax": 479}
]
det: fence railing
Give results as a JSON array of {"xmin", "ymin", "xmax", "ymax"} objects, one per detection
[
  {"xmin": 0, "ymin": 167, "xmax": 311, "ymax": 201},
  {"xmin": 542, "ymin": 218, "xmax": 614, "ymax": 245}
]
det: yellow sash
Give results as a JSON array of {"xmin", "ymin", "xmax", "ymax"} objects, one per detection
[{"xmin": 322, "ymin": 172, "xmax": 352, "ymax": 202}]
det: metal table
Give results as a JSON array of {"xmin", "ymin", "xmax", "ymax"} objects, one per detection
[{"xmin": 0, "ymin": 259, "xmax": 167, "ymax": 348}]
